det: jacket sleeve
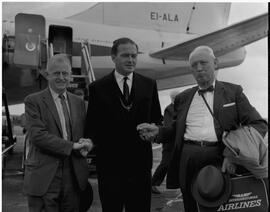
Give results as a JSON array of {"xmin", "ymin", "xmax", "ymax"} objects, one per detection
[
  {"xmin": 150, "ymin": 81, "xmax": 163, "ymax": 125},
  {"xmin": 84, "ymin": 83, "xmax": 100, "ymax": 144},
  {"xmin": 25, "ymin": 95, "xmax": 73, "ymax": 156},
  {"xmin": 157, "ymin": 122, "xmax": 176, "ymax": 144},
  {"xmin": 236, "ymin": 86, "xmax": 268, "ymax": 137},
  {"xmin": 163, "ymin": 105, "xmax": 175, "ymax": 127}
]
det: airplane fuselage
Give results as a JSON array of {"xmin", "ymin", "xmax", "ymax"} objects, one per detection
[{"xmin": 2, "ymin": 6, "xmax": 248, "ymax": 105}]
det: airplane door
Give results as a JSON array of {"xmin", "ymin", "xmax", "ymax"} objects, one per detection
[
  {"xmin": 14, "ymin": 13, "xmax": 45, "ymax": 68},
  {"xmin": 48, "ymin": 25, "xmax": 72, "ymax": 59}
]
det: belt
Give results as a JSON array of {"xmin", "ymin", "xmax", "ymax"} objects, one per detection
[{"xmin": 184, "ymin": 139, "xmax": 218, "ymax": 147}]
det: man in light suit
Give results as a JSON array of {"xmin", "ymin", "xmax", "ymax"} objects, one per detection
[
  {"xmin": 23, "ymin": 54, "xmax": 93, "ymax": 212},
  {"xmin": 137, "ymin": 46, "xmax": 268, "ymax": 212},
  {"xmin": 84, "ymin": 38, "xmax": 162, "ymax": 212}
]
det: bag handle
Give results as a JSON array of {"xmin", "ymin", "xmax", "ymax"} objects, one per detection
[{"xmin": 200, "ymin": 93, "xmax": 224, "ymax": 131}]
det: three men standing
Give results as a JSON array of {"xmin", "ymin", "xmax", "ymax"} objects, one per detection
[
  {"xmin": 24, "ymin": 42, "xmax": 267, "ymax": 212},
  {"xmin": 84, "ymin": 38, "xmax": 162, "ymax": 212}
]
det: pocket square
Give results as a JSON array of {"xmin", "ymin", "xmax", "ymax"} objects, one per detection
[{"xmin": 223, "ymin": 102, "xmax": 235, "ymax": 107}]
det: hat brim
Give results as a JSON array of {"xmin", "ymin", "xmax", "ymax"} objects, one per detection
[{"xmin": 192, "ymin": 173, "xmax": 231, "ymax": 208}]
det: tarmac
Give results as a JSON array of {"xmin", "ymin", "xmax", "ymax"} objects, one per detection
[{"xmin": 2, "ymin": 126, "xmax": 184, "ymax": 212}]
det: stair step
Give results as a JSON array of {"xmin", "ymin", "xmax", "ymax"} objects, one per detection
[{"xmin": 69, "ymin": 82, "xmax": 86, "ymax": 89}]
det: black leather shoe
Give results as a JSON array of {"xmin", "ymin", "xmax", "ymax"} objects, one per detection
[{"xmin": 151, "ymin": 186, "xmax": 161, "ymax": 194}]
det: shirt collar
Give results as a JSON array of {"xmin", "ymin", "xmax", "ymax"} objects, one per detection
[
  {"xmin": 114, "ymin": 69, "xmax": 133, "ymax": 82},
  {"xmin": 198, "ymin": 80, "xmax": 216, "ymax": 91},
  {"xmin": 49, "ymin": 86, "xmax": 67, "ymax": 101}
]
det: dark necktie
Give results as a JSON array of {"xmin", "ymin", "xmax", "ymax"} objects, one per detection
[
  {"xmin": 123, "ymin": 76, "xmax": 129, "ymax": 103},
  {"xmin": 198, "ymin": 85, "xmax": 214, "ymax": 96},
  {"xmin": 59, "ymin": 94, "xmax": 72, "ymax": 141}
]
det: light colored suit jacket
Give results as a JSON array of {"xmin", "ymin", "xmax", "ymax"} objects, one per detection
[{"xmin": 23, "ymin": 88, "xmax": 89, "ymax": 196}]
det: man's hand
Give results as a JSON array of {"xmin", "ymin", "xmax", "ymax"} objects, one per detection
[
  {"xmin": 137, "ymin": 123, "xmax": 159, "ymax": 141},
  {"xmin": 80, "ymin": 149, "xmax": 89, "ymax": 157},
  {"xmin": 78, "ymin": 138, "xmax": 93, "ymax": 151},
  {"xmin": 73, "ymin": 138, "xmax": 94, "ymax": 157},
  {"xmin": 222, "ymin": 157, "xmax": 236, "ymax": 174},
  {"xmin": 72, "ymin": 142, "xmax": 85, "ymax": 150}
]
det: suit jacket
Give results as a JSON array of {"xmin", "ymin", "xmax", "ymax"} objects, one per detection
[
  {"xmin": 162, "ymin": 103, "xmax": 175, "ymax": 152},
  {"xmin": 84, "ymin": 71, "xmax": 162, "ymax": 178},
  {"xmin": 164, "ymin": 103, "xmax": 175, "ymax": 127},
  {"xmin": 23, "ymin": 88, "xmax": 89, "ymax": 196},
  {"xmin": 158, "ymin": 81, "xmax": 268, "ymax": 189}
]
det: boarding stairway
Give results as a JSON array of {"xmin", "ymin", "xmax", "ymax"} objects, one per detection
[
  {"xmin": 2, "ymin": 91, "xmax": 17, "ymax": 178},
  {"xmin": 45, "ymin": 24, "xmax": 96, "ymax": 97}
]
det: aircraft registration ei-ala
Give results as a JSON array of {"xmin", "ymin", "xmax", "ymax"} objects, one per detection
[{"xmin": 2, "ymin": 2, "xmax": 268, "ymax": 105}]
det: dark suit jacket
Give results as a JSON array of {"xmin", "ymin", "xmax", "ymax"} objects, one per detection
[
  {"xmin": 23, "ymin": 88, "xmax": 89, "ymax": 196},
  {"xmin": 84, "ymin": 71, "xmax": 162, "ymax": 178},
  {"xmin": 158, "ymin": 81, "xmax": 268, "ymax": 189},
  {"xmin": 162, "ymin": 103, "xmax": 175, "ymax": 152},
  {"xmin": 164, "ymin": 103, "xmax": 175, "ymax": 127}
]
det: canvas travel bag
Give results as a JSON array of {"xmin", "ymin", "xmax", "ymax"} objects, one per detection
[{"xmin": 196, "ymin": 174, "xmax": 269, "ymax": 212}]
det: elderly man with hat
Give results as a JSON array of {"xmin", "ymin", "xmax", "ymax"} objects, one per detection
[{"xmin": 137, "ymin": 46, "xmax": 267, "ymax": 211}]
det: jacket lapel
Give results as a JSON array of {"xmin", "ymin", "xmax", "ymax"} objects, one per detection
[
  {"xmin": 180, "ymin": 86, "xmax": 198, "ymax": 121},
  {"xmin": 130, "ymin": 73, "xmax": 140, "ymax": 113},
  {"xmin": 175, "ymin": 86, "xmax": 198, "ymax": 147},
  {"xmin": 42, "ymin": 88, "xmax": 63, "ymax": 136},
  {"xmin": 213, "ymin": 81, "xmax": 225, "ymax": 140},
  {"xmin": 110, "ymin": 71, "xmax": 123, "ymax": 99},
  {"xmin": 107, "ymin": 71, "xmax": 126, "ymax": 115},
  {"xmin": 213, "ymin": 80, "xmax": 224, "ymax": 118}
]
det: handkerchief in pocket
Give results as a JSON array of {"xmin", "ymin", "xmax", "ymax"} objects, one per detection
[{"xmin": 223, "ymin": 102, "xmax": 235, "ymax": 107}]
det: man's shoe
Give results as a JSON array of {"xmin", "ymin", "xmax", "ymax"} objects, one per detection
[{"xmin": 151, "ymin": 186, "xmax": 161, "ymax": 194}]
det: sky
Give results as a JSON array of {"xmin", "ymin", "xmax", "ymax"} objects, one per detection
[
  {"xmin": 3, "ymin": 2, "xmax": 268, "ymax": 119},
  {"xmin": 158, "ymin": 2, "xmax": 268, "ymax": 118}
]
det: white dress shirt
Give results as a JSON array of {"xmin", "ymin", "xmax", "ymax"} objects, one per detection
[
  {"xmin": 184, "ymin": 82, "xmax": 218, "ymax": 142},
  {"xmin": 49, "ymin": 87, "xmax": 70, "ymax": 140},
  {"xmin": 114, "ymin": 70, "xmax": 133, "ymax": 95}
]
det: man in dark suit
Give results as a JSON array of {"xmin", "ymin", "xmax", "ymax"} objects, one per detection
[
  {"xmin": 137, "ymin": 46, "xmax": 268, "ymax": 212},
  {"xmin": 23, "ymin": 54, "xmax": 93, "ymax": 212},
  {"xmin": 151, "ymin": 90, "xmax": 178, "ymax": 194},
  {"xmin": 84, "ymin": 38, "xmax": 162, "ymax": 212}
]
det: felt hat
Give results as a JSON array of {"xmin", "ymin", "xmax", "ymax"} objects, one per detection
[{"xmin": 192, "ymin": 165, "xmax": 231, "ymax": 208}]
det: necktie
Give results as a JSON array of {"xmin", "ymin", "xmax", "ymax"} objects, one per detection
[
  {"xmin": 59, "ymin": 94, "xmax": 72, "ymax": 141},
  {"xmin": 198, "ymin": 85, "xmax": 214, "ymax": 96},
  {"xmin": 123, "ymin": 76, "xmax": 129, "ymax": 103}
]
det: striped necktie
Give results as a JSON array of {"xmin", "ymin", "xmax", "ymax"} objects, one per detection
[{"xmin": 59, "ymin": 94, "xmax": 72, "ymax": 141}]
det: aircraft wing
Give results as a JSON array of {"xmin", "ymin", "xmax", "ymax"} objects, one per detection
[{"xmin": 150, "ymin": 13, "xmax": 268, "ymax": 60}]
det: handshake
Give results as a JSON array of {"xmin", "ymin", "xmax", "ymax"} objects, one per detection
[
  {"xmin": 136, "ymin": 123, "xmax": 159, "ymax": 142},
  {"xmin": 73, "ymin": 138, "xmax": 94, "ymax": 157}
]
